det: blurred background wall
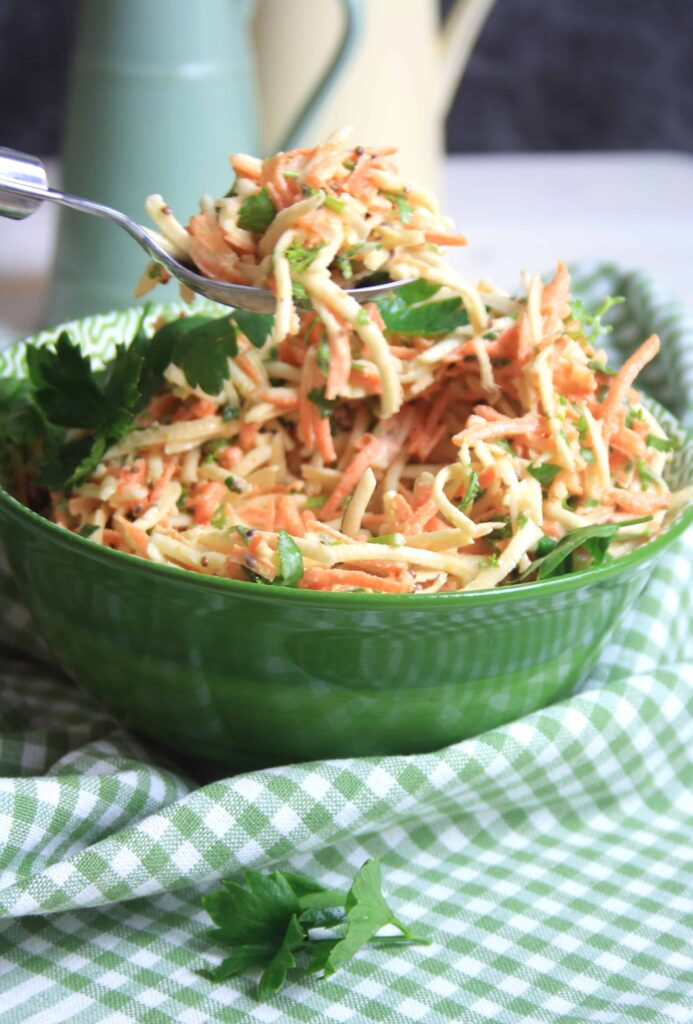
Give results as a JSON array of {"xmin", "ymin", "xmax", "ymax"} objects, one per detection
[{"xmin": 1, "ymin": 0, "xmax": 691, "ymax": 156}]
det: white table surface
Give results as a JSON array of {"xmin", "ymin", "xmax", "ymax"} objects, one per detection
[{"xmin": 1, "ymin": 152, "xmax": 691, "ymax": 344}]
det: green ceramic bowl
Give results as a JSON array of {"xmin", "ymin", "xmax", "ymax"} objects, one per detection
[{"xmin": 1, "ymin": 305, "xmax": 691, "ymax": 771}]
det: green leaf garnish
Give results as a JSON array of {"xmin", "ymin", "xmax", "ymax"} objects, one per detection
[
  {"xmin": 535, "ymin": 535, "xmax": 558, "ymax": 558},
  {"xmin": 307, "ymin": 387, "xmax": 336, "ymax": 419},
  {"xmin": 285, "ymin": 244, "xmax": 323, "ymax": 274},
  {"xmin": 587, "ymin": 359, "xmax": 616, "ymax": 376},
  {"xmin": 636, "ymin": 460, "xmax": 662, "ymax": 491},
  {"xmin": 78, "ymin": 524, "xmax": 99, "ymax": 538},
  {"xmin": 237, "ymin": 188, "xmax": 277, "ymax": 233},
  {"xmin": 376, "ymin": 283, "xmax": 469, "ymax": 336},
  {"xmin": 527, "ymin": 463, "xmax": 562, "ymax": 485},
  {"xmin": 305, "ymin": 495, "xmax": 326, "ymax": 509},
  {"xmin": 316, "ymin": 334, "xmax": 331, "ymax": 376},
  {"xmin": 199, "ymin": 859, "xmax": 427, "ymax": 1000},
  {"xmin": 211, "ymin": 505, "xmax": 228, "ymax": 530},
  {"xmin": 232, "ymin": 310, "xmax": 275, "ymax": 349},
  {"xmin": 335, "ymin": 256, "xmax": 353, "ymax": 281},
  {"xmin": 382, "ymin": 192, "xmax": 413, "ymax": 224},
  {"xmin": 172, "ymin": 316, "xmax": 238, "ymax": 395},
  {"xmin": 646, "ymin": 433, "xmax": 678, "ymax": 452},
  {"xmin": 257, "ymin": 915, "xmax": 305, "ymax": 1000},
  {"xmin": 457, "ymin": 470, "xmax": 479, "ymax": 513},
  {"xmin": 519, "ymin": 517, "xmax": 652, "ymax": 581},
  {"xmin": 569, "ymin": 294, "xmax": 625, "ymax": 342},
  {"xmin": 276, "ymin": 530, "xmax": 303, "ymax": 586}
]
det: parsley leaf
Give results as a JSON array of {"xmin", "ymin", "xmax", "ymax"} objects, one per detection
[
  {"xmin": 323, "ymin": 859, "xmax": 415, "ymax": 977},
  {"xmin": 204, "ymin": 871, "xmax": 300, "ymax": 947},
  {"xmin": 232, "ymin": 309, "xmax": 275, "ymax": 349},
  {"xmin": 171, "ymin": 316, "xmax": 238, "ymax": 395},
  {"xmin": 527, "ymin": 463, "xmax": 563, "ymax": 485},
  {"xmin": 37, "ymin": 434, "xmax": 106, "ymax": 491},
  {"xmin": 276, "ymin": 530, "xmax": 303, "ymax": 586},
  {"xmin": 395, "ymin": 280, "xmax": 441, "ymax": 304},
  {"xmin": 200, "ymin": 945, "xmax": 277, "ymax": 984},
  {"xmin": 0, "ymin": 377, "xmax": 45, "ymax": 448},
  {"xmin": 237, "ymin": 187, "xmax": 276, "ymax": 233},
  {"xmin": 257, "ymin": 915, "xmax": 305, "ymax": 1000},
  {"xmin": 199, "ymin": 859, "xmax": 427, "ymax": 1000},
  {"xmin": 139, "ymin": 314, "xmax": 211, "ymax": 404},
  {"xmin": 376, "ymin": 283, "xmax": 469, "ymax": 336},
  {"xmin": 27, "ymin": 331, "xmax": 113, "ymax": 429},
  {"xmin": 24, "ymin": 327, "xmax": 145, "ymax": 490}
]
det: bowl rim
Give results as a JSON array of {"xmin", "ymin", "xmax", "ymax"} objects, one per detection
[
  {"xmin": 1, "ymin": 480, "xmax": 690, "ymax": 609},
  {"xmin": 0, "ymin": 302, "xmax": 691, "ymax": 609}
]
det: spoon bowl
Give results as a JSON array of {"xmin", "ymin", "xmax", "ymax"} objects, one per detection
[{"xmin": 0, "ymin": 147, "xmax": 413, "ymax": 314}]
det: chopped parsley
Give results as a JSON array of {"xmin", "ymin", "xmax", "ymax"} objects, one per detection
[
  {"xmin": 458, "ymin": 470, "xmax": 479, "ymax": 513},
  {"xmin": 307, "ymin": 387, "xmax": 336, "ymax": 419},
  {"xmin": 211, "ymin": 505, "xmax": 228, "ymax": 529},
  {"xmin": 237, "ymin": 187, "xmax": 276, "ymax": 233},
  {"xmin": 285, "ymin": 244, "xmax": 323, "ymax": 274},
  {"xmin": 275, "ymin": 530, "xmax": 303, "ymax": 586},
  {"xmin": 382, "ymin": 191, "xmax": 413, "ymax": 224},
  {"xmin": 527, "ymin": 463, "xmax": 562, "ymax": 485}
]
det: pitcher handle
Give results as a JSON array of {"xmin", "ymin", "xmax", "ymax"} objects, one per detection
[
  {"xmin": 438, "ymin": 0, "xmax": 496, "ymax": 114},
  {"xmin": 275, "ymin": 0, "xmax": 363, "ymax": 152}
]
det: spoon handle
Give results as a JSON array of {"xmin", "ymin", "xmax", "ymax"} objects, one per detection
[{"xmin": 0, "ymin": 146, "xmax": 165, "ymax": 265}]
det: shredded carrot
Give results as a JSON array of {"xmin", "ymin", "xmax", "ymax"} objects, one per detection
[
  {"xmin": 149, "ymin": 463, "xmax": 177, "ymax": 505},
  {"xmin": 321, "ymin": 434, "xmax": 400, "ymax": 520},
  {"xmin": 297, "ymin": 568, "xmax": 412, "ymax": 593},
  {"xmin": 541, "ymin": 261, "xmax": 571, "ymax": 329},
  {"xmin": 606, "ymin": 488, "xmax": 669, "ymax": 514},
  {"xmin": 599, "ymin": 334, "xmax": 660, "ymax": 440},
  {"xmin": 191, "ymin": 482, "xmax": 226, "ymax": 525},
  {"xmin": 452, "ymin": 412, "xmax": 543, "ymax": 446}
]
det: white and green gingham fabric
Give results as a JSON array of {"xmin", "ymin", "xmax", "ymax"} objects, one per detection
[{"xmin": 0, "ymin": 265, "xmax": 691, "ymax": 1024}]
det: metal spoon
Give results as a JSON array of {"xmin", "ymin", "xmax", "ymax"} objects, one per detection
[{"xmin": 0, "ymin": 147, "xmax": 412, "ymax": 314}]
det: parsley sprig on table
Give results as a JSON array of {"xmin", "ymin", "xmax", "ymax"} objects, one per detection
[{"xmin": 199, "ymin": 858, "xmax": 428, "ymax": 1000}]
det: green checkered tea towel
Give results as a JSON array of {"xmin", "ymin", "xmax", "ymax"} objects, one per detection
[{"xmin": 0, "ymin": 265, "xmax": 691, "ymax": 1024}]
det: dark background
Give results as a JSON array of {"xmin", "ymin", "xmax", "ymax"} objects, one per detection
[{"xmin": 1, "ymin": 0, "xmax": 691, "ymax": 156}]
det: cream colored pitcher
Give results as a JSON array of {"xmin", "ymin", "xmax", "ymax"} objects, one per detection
[{"xmin": 254, "ymin": 0, "xmax": 495, "ymax": 191}]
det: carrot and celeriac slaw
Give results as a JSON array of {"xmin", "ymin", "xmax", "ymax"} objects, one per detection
[{"xmin": 3, "ymin": 133, "xmax": 687, "ymax": 594}]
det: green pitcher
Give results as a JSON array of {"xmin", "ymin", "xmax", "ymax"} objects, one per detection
[{"xmin": 45, "ymin": 0, "xmax": 362, "ymax": 323}]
